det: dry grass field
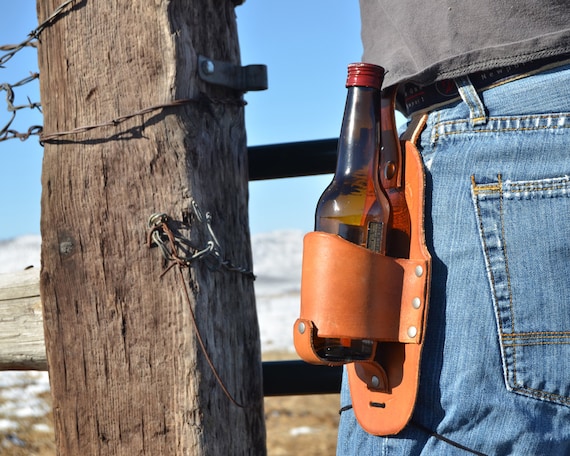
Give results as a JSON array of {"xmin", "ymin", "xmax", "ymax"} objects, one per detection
[{"xmin": 0, "ymin": 352, "xmax": 339, "ymax": 456}]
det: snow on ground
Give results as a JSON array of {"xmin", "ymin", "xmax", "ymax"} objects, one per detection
[
  {"xmin": 0, "ymin": 236, "xmax": 42, "ymax": 274},
  {"xmin": 251, "ymin": 229, "xmax": 304, "ymax": 353},
  {"xmin": 0, "ymin": 230, "xmax": 307, "ymax": 445},
  {"xmin": 0, "ymin": 372, "xmax": 51, "ymax": 420},
  {"xmin": 0, "ymin": 229, "xmax": 305, "ymax": 351},
  {"xmin": 0, "ymin": 230, "xmax": 305, "ymax": 442}
]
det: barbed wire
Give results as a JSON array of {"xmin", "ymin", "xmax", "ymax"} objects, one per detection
[
  {"xmin": 0, "ymin": 32, "xmax": 37, "ymax": 70},
  {"xmin": 1, "ymin": 0, "xmax": 245, "ymax": 145},
  {"xmin": 0, "ymin": 0, "xmax": 78, "ymax": 143},
  {"xmin": 39, "ymin": 94, "xmax": 245, "ymax": 144},
  {"xmin": 0, "ymin": 41, "xmax": 37, "ymax": 69},
  {"xmin": 0, "ymin": 73, "xmax": 42, "ymax": 142},
  {"xmin": 0, "ymin": 0, "xmax": 76, "ymax": 68}
]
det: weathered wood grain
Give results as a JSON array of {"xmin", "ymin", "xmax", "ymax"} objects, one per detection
[
  {"xmin": 36, "ymin": 0, "xmax": 265, "ymax": 454},
  {"xmin": 0, "ymin": 269, "xmax": 47, "ymax": 370}
]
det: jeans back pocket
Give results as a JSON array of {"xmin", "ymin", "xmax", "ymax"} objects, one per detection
[{"xmin": 471, "ymin": 174, "xmax": 570, "ymax": 407}]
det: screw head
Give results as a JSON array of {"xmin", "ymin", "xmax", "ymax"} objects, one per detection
[{"xmin": 201, "ymin": 59, "xmax": 215, "ymax": 75}]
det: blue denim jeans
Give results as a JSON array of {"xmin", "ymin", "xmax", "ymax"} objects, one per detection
[{"xmin": 337, "ymin": 63, "xmax": 570, "ymax": 455}]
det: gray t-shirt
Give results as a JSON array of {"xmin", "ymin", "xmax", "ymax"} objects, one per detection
[{"xmin": 360, "ymin": 0, "xmax": 570, "ymax": 88}]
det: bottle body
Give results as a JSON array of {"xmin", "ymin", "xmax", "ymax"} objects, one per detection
[
  {"xmin": 316, "ymin": 138, "xmax": 388, "ymax": 253},
  {"xmin": 313, "ymin": 63, "xmax": 390, "ymax": 362}
]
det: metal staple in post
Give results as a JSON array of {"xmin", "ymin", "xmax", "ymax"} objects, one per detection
[
  {"xmin": 146, "ymin": 201, "xmax": 256, "ymax": 409},
  {"xmin": 147, "ymin": 200, "xmax": 255, "ymax": 279}
]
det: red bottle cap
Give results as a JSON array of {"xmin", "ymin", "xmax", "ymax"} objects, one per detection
[{"xmin": 346, "ymin": 63, "xmax": 385, "ymax": 89}]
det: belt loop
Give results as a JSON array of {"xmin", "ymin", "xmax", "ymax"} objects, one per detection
[{"xmin": 454, "ymin": 75, "xmax": 488, "ymax": 126}]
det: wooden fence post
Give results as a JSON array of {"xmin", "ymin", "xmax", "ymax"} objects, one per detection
[{"xmin": 36, "ymin": 0, "xmax": 266, "ymax": 454}]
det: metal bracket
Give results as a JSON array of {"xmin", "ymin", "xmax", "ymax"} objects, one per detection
[{"xmin": 198, "ymin": 55, "xmax": 268, "ymax": 92}]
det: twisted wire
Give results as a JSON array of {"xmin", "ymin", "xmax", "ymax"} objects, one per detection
[{"xmin": 147, "ymin": 201, "xmax": 256, "ymax": 409}]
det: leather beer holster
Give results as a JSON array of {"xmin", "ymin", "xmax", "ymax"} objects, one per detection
[{"xmin": 294, "ymin": 115, "xmax": 431, "ymax": 436}]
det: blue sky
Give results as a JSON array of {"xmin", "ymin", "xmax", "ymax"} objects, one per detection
[{"xmin": 0, "ymin": 0, "xmax": 364, "ymax": 240}]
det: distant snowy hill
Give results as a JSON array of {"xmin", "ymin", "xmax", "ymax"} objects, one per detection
[
  {"xmin": 251, "ymin": 230, "xmax": 304, "ymax": 352},
  {"xmin": 0, "ymin": 230, "xmax": 306, "ymax": 352},
  {"xmin": 251, "ymin": 229, "xmax": 303, "ymax": 294},
  {"xmin": 0, "ymin": 235, "xmax": 42, "ymax": 274}
]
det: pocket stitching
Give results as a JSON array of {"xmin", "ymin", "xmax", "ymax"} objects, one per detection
[{"xmin": 471, "ymin": 174, "xmax": 570, "ymax": 406}]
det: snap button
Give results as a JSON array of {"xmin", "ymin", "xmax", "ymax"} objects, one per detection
[
  {"xmin": 415, "ymin": 265, "xmax": 424, "ymax": 277},
  {"xmin": 412, "ymin": 297, "xmax": 421, "ymax": 309},
  {"xmin": 371, "ymin": 375, "xmax": 380, "ymax": 388},
  {"xmin": 407, "ymin": 326, "xmax": 417, "ymax": 338}
]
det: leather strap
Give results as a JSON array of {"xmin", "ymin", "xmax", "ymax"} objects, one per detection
[
  {"xmin": 296, "ymin": 233, "xmax": 428, "ymax": 343},
  {"xmin": 294, "ymin": 85, "xmax": 431, "ymax": 434},
  {"xmin": 294, "ymin": 137, "xmax": 431, "ymax": 434},
  {"xmin": 346, "ymin": 138, "xmax": 431, "ymax": 435}
]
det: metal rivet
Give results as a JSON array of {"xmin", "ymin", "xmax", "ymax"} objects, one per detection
[
  {"xmin": 407, "ymin": 326, "xmax": 417, "ymax": 338},
  {"xmin": 384, "ymin": 161, "xmax": 397, "ymax": 180},
  {"xmin": 201, "ymin": 58, "xmax": 215, "ymax": 75},
  {"xmin": 297, "ymin": 322, "xmax": 306, "ymax": 335},
  {"xmin": 371, "ymin": 375, "xmax": 380, "ymax": 388},
  {"xmin": 412, "ymin": 297, "xmax": 421, "ymax": 309},
  {"xmin": 415, "ymin": 265, "xmax": 424, "ymax": 277}
]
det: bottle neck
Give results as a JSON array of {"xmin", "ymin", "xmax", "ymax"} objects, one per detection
[{"xmin": 335, "ymin": 86, "xmax": 381, "ymax": 178}]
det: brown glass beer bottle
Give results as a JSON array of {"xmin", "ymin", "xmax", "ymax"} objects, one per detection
[{"xmin": 313, "ymin": 63, "xmax": 390, "ymax": 362}]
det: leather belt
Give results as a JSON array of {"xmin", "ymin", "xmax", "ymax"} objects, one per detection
[{"xmin": 401, "ymin": 55, "xmax": 570, "ymax": 116}]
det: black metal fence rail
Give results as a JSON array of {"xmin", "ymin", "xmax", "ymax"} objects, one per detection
[
  {"xmin": 262, "ymin": 360, "xmax": 342, "ymax": 396},
  {"xmin": 248, "ymin": 138, "xmax": 343, "ymax": 397},
  {"xmin": 248, "ymin": 138, "xmax": 337, "ymax": 180}
]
